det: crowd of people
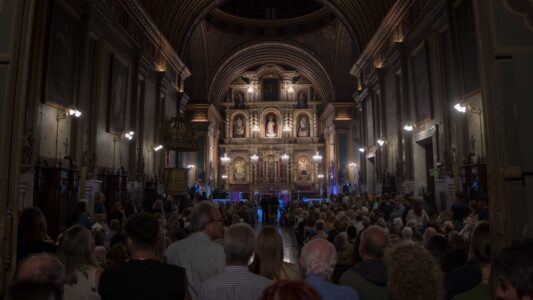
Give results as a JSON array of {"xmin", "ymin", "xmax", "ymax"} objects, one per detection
[{"xmin": 5, "ymin": 190, "xmax": 533, "ymax": 300}]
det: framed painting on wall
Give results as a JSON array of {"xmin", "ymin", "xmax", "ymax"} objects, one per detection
[
  {"xmin": 107, "ymin": 54, "xmax": 129, "ymax": 135},
  {"xmin": 44, "ymin": 2, "xmax": 80, "ymax": 108}
]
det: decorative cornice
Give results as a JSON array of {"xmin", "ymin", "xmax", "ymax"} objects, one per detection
[
  {"xmin": 350, "ymin": 0, "xmax": 415, "ymax": 76},
  {"xmin": 122, "ymin": 0, "xmax": 191, "ymax": 79}
]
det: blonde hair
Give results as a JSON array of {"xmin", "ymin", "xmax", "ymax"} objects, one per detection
[{"xmin": 249, "ymin": 226, "xmax": 284, "ymax": 280}]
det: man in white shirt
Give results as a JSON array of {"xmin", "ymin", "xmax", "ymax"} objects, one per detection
[{"xmin": 165, "ymin": 201, "xmax": 225, "ymax": 299}]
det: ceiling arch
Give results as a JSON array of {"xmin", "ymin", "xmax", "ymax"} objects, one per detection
[
  {"xmin": 208, "ymin": 40, "xmax": 335, "ymax": 105},
  {"xmin": 138, "ymin": 0, "xmax": 397, "ymax": 56}
]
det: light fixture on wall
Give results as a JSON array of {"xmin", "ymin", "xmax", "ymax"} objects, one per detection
[
  {"xmin": 247, "ymin": 85, "xmax": 254, "ymax": 94},
  {"xmin": 281, "ymin": 153, "xmax": 290, "ymax": 161},
  {"xmin": 312, "ymin": 151, "xmax": 323, "ymax": 162},
  {"xmin": 287, "ymin": 85, "xmax": 294, "ymax": 93},
  {"xmin": 349, "ymin": 162, "xmax": 357, "ymax": 167},
  {"xmin": 123, "ymin": 131, "xmax": 135, "ymax": 140},
  {"xmin": 153, "ymin": 144, "xmax": 164, "ymax": 152},
  {"xmin": 454, "ymin": 102, "xmax": 468, "ymax": 113},
  {"xmin": 187, "ymin": 164, "xmax": 195, "ymax": 169},
  {"xmin": 113, "ymin": 130, "xmax": 135, "ymax": 171},
  {"xmin": 317, "ymin": 174, "xmax": 325, "ymax": 179},
  {"xmin": 403, "ymin": 122, "xmax": 415, "ymax": 132},
  {"xmin": 67, "ymin": 106, "xmax": 82, "ymax": 117},
  {"xmin": 377, "ymin": 138, "xmax": 387, "ymax": 147},
  {"xmin": 358, "ymin": 147, "xmax": 366, "ymax": 153},
  {"xmin": 221, "ymin": 153, "xmax": 231, "ymax": 165},
  {"xmin": 250, "ymin": 154, "xmax": 259, "ymax": 163},
  {"xmin": 454, "ymin": 102, "xmax": 481, "ymax": 115},
  {"xmin": 55, "ymin": 106, "xmax": 83, "ymax": 163},
  {"xmin": 221, "ymin": 174, "xmax": 228, "ymax": 179}
]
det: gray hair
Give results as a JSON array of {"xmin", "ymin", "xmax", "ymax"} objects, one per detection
[
  {"xmin": 224, "ymin": 223, "xmax": 256, "ymax": 265},
  {"xmin": 16, "ymin": 253, "xmax": 66, "ymax": 288},
  {"xmin": 402, "ymin": 226, "xmax": 413, "ymax": 241},
  {"xmin": 300, "ymin": 239, "xmax": 336, "ymax": 277},
  {"xmin": 190, "ymin": 201, "xmax": 218, "ymax": 232}
]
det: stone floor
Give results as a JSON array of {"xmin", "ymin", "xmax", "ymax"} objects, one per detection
[{"xmin": 256, "ymin": 208, "xmax": 299, "ymax": 265}]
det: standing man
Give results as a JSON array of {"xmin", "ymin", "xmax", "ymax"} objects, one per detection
[{"xmin": 165, "ymin": 201, "xmax": 225, "ymax": 299}]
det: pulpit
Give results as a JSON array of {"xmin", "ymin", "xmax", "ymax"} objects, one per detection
[{"xmin": 35, "ymin": 165, "xmax": 79, "ymax": 238}]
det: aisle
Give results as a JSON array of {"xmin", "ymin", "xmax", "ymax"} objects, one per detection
[{"xmin": 256, "ymin": 208, "xmax": 299, "ymax": 265}]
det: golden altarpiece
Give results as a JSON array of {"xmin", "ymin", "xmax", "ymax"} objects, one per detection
[{"xmin": 218, "ymin": 64, "xmax": 325, "ymax": 194}]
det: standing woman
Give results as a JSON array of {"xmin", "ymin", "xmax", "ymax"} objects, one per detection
[
  {"xmin": 250, "ymin": 226, "xmax": 300, "ymax": 281},
  {"xmin": 59, "ymin": 225, "xmax": 102, "ymax": 300}
]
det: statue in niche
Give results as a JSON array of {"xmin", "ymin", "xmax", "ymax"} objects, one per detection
[
  {"xmin": 297, "ymin": 91, "xmax": 308, "ymax": 108},
  {"xmin": 234, "ymin": 92, "xmax": 245, "ymax": 108},
  {"xmin": 233, "ymin": 116, "xmax": 245, "ymax": 138},
  {"xmin": 266, "ymin": 115, "xmax": 277, "ymax": 138},
  {"xmin": 234, "ymin": 159, "xmax": 245, "ymax": 181},
  {"xmin": 298, "ymin": 157, "xmax": 310, "ymax": 179},
  {"xmin": 225, "ymin": 89, "xmax": 232, "ymax": 102},
  {"xmin": 297, "ymin": 115, "xmax": 310, "ymax": 137}
]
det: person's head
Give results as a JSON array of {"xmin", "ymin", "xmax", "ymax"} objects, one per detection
[
  {"xmin": 96, "ymin": 192, "xmax": 106, "ymax": 204},
  {"xmin": 58, "ymin": 225, "xmax": 96, "ymax": 285},
  {"xmin": 423, "ymin": 227, "xmax": 438, "ymax": 246},
  {"xmin": 16, "ymin": 254, "xmax": 65, "ymax": 290},
  {"xmin": 492, "ymin": 239, "xmax": 533, "ymax": 300},
  {"xmin": 108, "ymin": 243, "xmax": 129, "ymax": 267},
  {"xmin": 109, "ymin": 219, "xmax": 121, "ymax": 232},
  {"xmin": 224, "ymin": 223, "xmax": 256, "ymax": 266},
  {"xmin": 425, "ymin": 234, "xmax": 450, "ymax": 273},
  {"xmin": 469, "ymin": 221, "xmax": 490, "ymax": 266},
  {"xmin": 359, "ymin": 225, "xmax": 389, "ymax": 260},
  {"xmin": 347, "ymin": 225, "xmax": 357, "ymax": 240},
  {"xmin": 386, "ymin": 243, "xmax": 443, "ymax": 300},
  {"xmin": 250, "ymin": 226, "xmax": 284, "ymax": 279},
  {"xmin": 18, "ymin": 207, "xmax": 47, "ymax": 240},
  {"xmin": 190, "ymin": 201, "xmax": 223, "ymax": 239},
  {"xmin": 315, "ymin": 220, "xmax": 325, "ymax": 232},
  {"xmin": 259, "ymin": 280, "xmax": 321, "ymax": 300},
  {"xmin": 469, "ymin": 201, "xmax": 480, "ymax": 214},
  {"xmin": 401, "ymin": 226, "xmax": 413, "ymax": 241},
  {"xmin": 72, "ymin": 200, "xmax": 87, "ymax": 214},
  {"xmin": 5, "ymin": 281, "xmax": 62, "ymax": 300},
  {"xmin": 300, "ymin": 238, "xmax": 336, "ymax": 279},
  {"xmin": 124, "ymin": 212, "xmax": 160, "ymax": 252}
]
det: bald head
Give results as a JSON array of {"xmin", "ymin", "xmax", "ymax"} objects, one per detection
[
  {"xmin": 360, "ymin": 225, "xmax": 389, "ymax": 259},
  {"xmin": 16, "ymin": 254, "xmax": 65, "ymax": 288},
  {"xmin": 300, "ymin": 238, "xmax": 336, "ymax": 278}
]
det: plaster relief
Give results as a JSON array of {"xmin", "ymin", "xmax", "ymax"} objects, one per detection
[{"xmin": 504, "ymin": 0, "xmax": 533, "ymax": 30}]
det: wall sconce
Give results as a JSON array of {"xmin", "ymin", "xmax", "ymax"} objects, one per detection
[
  {"xmin": 377, "ymin": 138, "xmax": 387, "ymax": 147},
  {"xmin": 153, "ymin": 144, "xmax": 164, "ymax": 152},
  {"xmin": 221, "ymin": 153, "xmax": 231, "ymax": 165},
  {"xmin": 67, "ymin": 106, "xmax": 82, "ymax": 117},
  {"xmin": 358, "ymin": 147, "xmax": 366, "ymax": 153},
  {"xmin": 287, "ymin": 85, "xmax": 294, "ymax": 93},
  {"xmin": 403, "ymin": 121, "xmax": 425, "ymax": 132},
  {"xmin": 123, "ymin": 131, "xmax": 135, "ymax": 140},
  {"xmin": 221, "ymin": 174, "xmax": 228, "ymax": 179},
  {"xmin": 454, "ymin": 103, "xmax": 468, "ymax": 113},
  {"xmin": 187, "ymin": 164, "xmax": 195, "ymax": 169},
  {"xmin": 281, "ymin": 154, "xmax": 290, "ymax": 161},
  {"xmin": 454, "ymin": 102, "xmax": 482, "ymax": 115},
  {"xmin": 312, "ymin": 151, "xmax": 323, "ymax": 162},
  {"xmin": 247, "ymin": 85, "xmax": 254, "ymax": 94},
  {"xmin": 317, "ymin": 174, "xmax": 324, "ymax": 179},
  {"xmin": 349, "ymin": 162, "xmax": 357, "ymax": 167},
  {"xmin": 250, "ymin": 154, "xmax": 259, "ymax": 163}
]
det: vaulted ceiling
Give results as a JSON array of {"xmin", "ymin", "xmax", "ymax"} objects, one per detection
[{"xmin": 138, "ymin": 0, "xmax": 397, "ymax": 105}]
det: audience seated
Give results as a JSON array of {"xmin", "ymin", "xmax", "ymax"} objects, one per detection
[
  {"xmin": 300, "ymin": 238, "xmax": 359, "ymax": 300},
  {"xmin": 98, "ymin": 213, "xmax": 188, "ymax": 300},
  {"xmin": 386, "ymin": 243, "xmax": 443, "ymax": 300},
  {"xmin": 260, "ymin": 280, "xmax": 321, "ymax": 300},
  {"xmin": 445, "ymin": 222, "xmax": 489, "ymax": 299},
  {"xmin": 250, "ymin": 226, "xmax": 300, "ymax": 281},
  {"xmin": 339, "ymin": 225, "xmax": 389, "ymax": 300},
  {"xmin": 5, "ymin": 281, "xmax": 63, "ymax": 300},
  {"xmin": 452, "ymin": 222, "xmax": 490, "ymax": 300},
  {"xmin": 17, "ymin": 207, "xmax": 57, "ymax": 262},
  {"xmin": 58, "ymin": 225, "xmax": 102, "ymax": 300},
  {"xmin": 165, "ymin": 201, "xmax": 225, "ymax": 299},
  {"xmin": 200, "ymin": 223, "xmax": 272, "ymax": 299},
  {"xmin": 492, "ymin": 239, "xmax": 533, "ymax": 300}
]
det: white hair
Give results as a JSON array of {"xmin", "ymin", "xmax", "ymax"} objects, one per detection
[
  {"xmin": 402, "ymin": 226, "xmax": 413, "ymax": 241},
  {"xmin": 300, "ymin": 239, "xmax": 336, "ymax": 278}
]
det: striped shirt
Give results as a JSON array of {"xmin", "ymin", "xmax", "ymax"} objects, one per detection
[{"xmin": 199, "ymin": 266, "xmax": 272, "ymax": 300}]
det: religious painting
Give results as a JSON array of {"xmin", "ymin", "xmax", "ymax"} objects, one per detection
[
  {"xmin": 107, "ymin": 54, "xmax": 129, "ymax": 135},
  {"xmin": 297, "ymin": 156, "xmax": 311, "ymax": 180},
  {"xmin": 44, "ymin": 2, "xmax": 80, "ymax": 107},
  {"xmin": 265, "ymin": 113, "xmax": 277, "ymax": 138},
  {"xmin": 297, "ymin": 115, "xmax": 310, "ymax": 137},
  {"xmin": 262, "ymin": 78, "xmax": 280, "ymax": 101},
  {"xmin": 234, "ymin": 91, "xmax": 245, "ymax": 108},
  {"xmin": 411, "ymin": 43, "xmax": 432, "ymax": 122},
  {"xmin": 233, "ymin": 115, "xmax": 246, "ymax": 138},
  {"xmin": 233, "ymin": 158, "xmax": 246, "ymax": 181},
  {"xmin": 297, "ymin": 91, "xmax": 308, "ymax": 108}
]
